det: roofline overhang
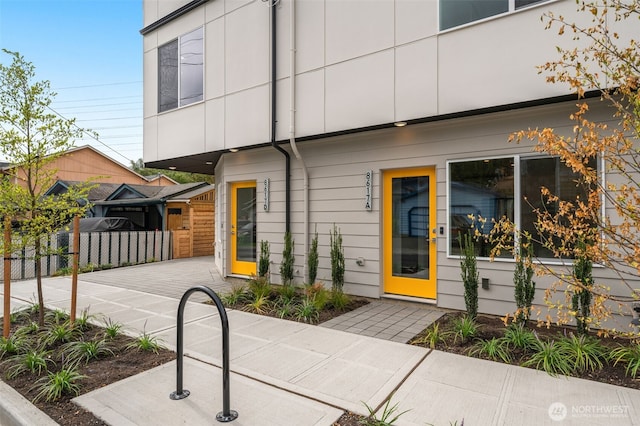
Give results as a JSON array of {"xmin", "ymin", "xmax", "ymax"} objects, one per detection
[
  {"xmin": 145, "ymin": 90, "xmax": 602, "ymax": 174},
  {"xmin": 140, "ymin": 0, "xmax": 210, "ymax": 35}
]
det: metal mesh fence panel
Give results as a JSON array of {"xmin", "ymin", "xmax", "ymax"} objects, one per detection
[{"xmin": 0, "ymin": 230, "xmax": 173, "ymax": 280}]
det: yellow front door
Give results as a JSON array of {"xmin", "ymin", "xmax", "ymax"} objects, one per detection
[
  {"xmin": 383, "ymin": 167, "xmax": 437, "ymax": 299},
  {"xmin": 230, "ymin": 181, "xmax": 257, "ymax": 276}
]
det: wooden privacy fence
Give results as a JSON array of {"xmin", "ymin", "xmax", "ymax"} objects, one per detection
[{"xmin": 1, "ymin": 230, "xmax": 173, "ymax": 280}]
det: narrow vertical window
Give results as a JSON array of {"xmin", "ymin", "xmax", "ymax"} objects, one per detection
[
  {"xmin": 158, "ymin": 39, "xmax": 178, "ymax": 112},
  {"xmin": 157, "ymin": 27, "xmax": 204, "ymax": 113},
  {"xmin": 179, "ymin": 27, "xmax": 204, "ymax": 107}
]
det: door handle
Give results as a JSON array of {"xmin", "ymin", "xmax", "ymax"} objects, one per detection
[{"xmin": 231, "ymin": 231, "xmax": 235, "ymax": 235}]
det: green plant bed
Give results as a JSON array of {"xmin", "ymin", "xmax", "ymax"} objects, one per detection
[
  {"xmin": 219, "ymin": 279, "xmax": 369, "ymax": 325},
  {"xmin": 0, "ymin": 308, "xmax": 174, "ymax": 426},
  {"xmin": 409, "ymin": 312, "xmax": 640, "ymax": 390}
]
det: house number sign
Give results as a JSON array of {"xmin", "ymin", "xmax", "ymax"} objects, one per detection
[
  {"xmin": 263, "ymin": 178, "xmax": 270, "ymax": 211},
  {"xmin": 365, "ymin": 170, "xmax": 373, "ymax": 211}
]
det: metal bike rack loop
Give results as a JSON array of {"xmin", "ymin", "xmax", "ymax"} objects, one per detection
[{"xmin": 170, "ymin": 285, "xmax": 238, "ymax": 422}]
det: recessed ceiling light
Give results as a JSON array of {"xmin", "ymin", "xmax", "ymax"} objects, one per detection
[
  {"xmin": 394, "ymin": 121, "xmax": 407, "ymax": 127},
  {"xmin": 205, "ymin": 161, "xmax": 213, "ymax": 165},
  {"xmin": 168, "ymin": 166, "xmax": 177, "ymax": 170},
  {"xmin": 229, "ymin": 148, "xmax": 239, "ymax": 153}
]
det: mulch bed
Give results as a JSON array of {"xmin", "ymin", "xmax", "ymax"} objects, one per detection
[
  {"xmin": 0, "ymin": 313, "xmax": 174, "ymax": 426},
  {"xmin": 410, "ymin": 311, "xmax": 640, "ymax": 390}
]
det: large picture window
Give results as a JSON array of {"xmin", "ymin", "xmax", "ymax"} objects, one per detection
[
  {"xmin": 439, "ymin": 0, "xmax": 548, "ymax": 31},
  {"xmin": 158, "ymin": 27, "xmax": 204, "ymax": 113},
  {"xmin": 449, "ymin": 155, "xmax": 596, "ymax": 259}
]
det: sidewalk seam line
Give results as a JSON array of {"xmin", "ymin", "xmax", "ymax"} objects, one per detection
[{"xmin": 371, "ymin": 348, "xmax": 432, "ymax": 415}]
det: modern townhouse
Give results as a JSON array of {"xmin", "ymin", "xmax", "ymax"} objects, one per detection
[{"xmin": 140, "ymin": 0, "xmax": 638, "ymax": 322}]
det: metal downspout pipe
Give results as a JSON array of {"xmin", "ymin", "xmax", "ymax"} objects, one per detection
[
  {"xmin": 287, "ymin": 0, "xmax": 309, "ymax": 283},
  {"xmin": 270, "ymin": 0, "xmax": 291, "ymax": 233}
]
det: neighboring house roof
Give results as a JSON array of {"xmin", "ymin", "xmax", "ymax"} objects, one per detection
[
  {"xmin": 2, "ymin": 145, "xmax": 178, "ymax": 187},
  {"xmin": 94, "ymin": 182, "xmax": 211, "ymax": 206},
  {"xmin": 45, "ymin": 181, "xmax": 213, "ymax": 207},
  {"xmin": 168, "ymin": 185, "xmax": 215, "ymax": 202}
]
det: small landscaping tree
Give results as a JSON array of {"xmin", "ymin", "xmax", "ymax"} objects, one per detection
[
  {"xmin": 0, "ymin": 50, "xmax": 93, "ymax": 326},
  {"xmin": 280, "ymin": 231, "xmax": 294, "ymax": 286},
  {"xmin": 258, "ymin": 240, "xmax": 270, "ymax": 278},
  {"xmin": 308, "ymin": 227, "xmax": 319, "ymax": 284},
  {"xmin": 573, "ymin": 240, "xmax": 594, "ymax": 335},
  {"xmin": 514, "ymin": 233, "xmax": 536, "ymax": 325},
  {"xmin": 330, "ymin": 224, "xmax": 345, "ymax": 293},
  {"xmin": 459, "ymin": 231, "xmax": 479, "ymax": 320},
  {"xmin": 494, "ymin": 1, "xmax": 640, "ymax": 331}
]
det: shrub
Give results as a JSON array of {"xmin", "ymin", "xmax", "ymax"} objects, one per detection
[
  {"xmin": 42, "ymin": 323, "xmax": 79, "ymax": 346},
  {"xmin": 361, "ymin": 394, "xmax": 409, "ymax": 426},
  {"xmin": 558, "ymin": 334, "xmax": 607, "ymax": 373},
  {"xmin": 523, "ymin": 339, "xmax": 572, "ymax": 377},
  {"xmin": 126, "ymin": 329, "xmax": 162, "ymax": 354},
  {"xmin": 5, "ymin": 348, "xmax": 54, "ymax": 379},
  {"xmin": 0, "ymin": 335, "xmax": 26, "ymax": 358},
  {"xmin": 280, "ymin": 231, "xmax": 295, "ymax": 286},
  {"xmin": 295, "ymin": 298, "xmax": 319, "ymax": 323},
  {"xmin": 243, "ymin": 294, "xmax": 271, "ymax": 315},
  {"xmin": 513, "ymin": 235, "xmax": 535, "ymax": 325},
  {"xmin": 274, "ymin": 300, "xmax": 296, "ymax": 319},
  {"xmin": 73, "ymin": 308, "xmax": 94, "ymax": 331},
  {"xmin": 469, "ymin": 337, "xmax": 511, "ymax": 363},
  {"xmin": 503, "ymin": 324, "xmax": 538, "ymax": 352},
  {"xmin": 221, "ymin": 284, "xmax": 248, "ymax": 306},
  {"xmin": 459, "ymin": 231, "xmax": 478, "ymax": 320},
  {"xmin": 258, "ymin": 240, "xmax": 270, "ymax": 277},
  {"xmin": 330, "ymin": 288, "xmax": 350, "ymax": 311},
  {"xmin": 610, "ymin": 342, "xmax": 640, "ymax": 378},
  {"xmin": 412, "ymin": 323, "xmax": 449, "ymax": 349},
  {"xmin": 277, "ymin": 282, "xmax": 298, "ymax": 305},
  {"xmin": 572, "ymin": 241, "xmax": 593, "ymax": 335},
  {"xmin": 64, "ymin": 339, "xmax": 115, "ymax": 364},
  {"xmin": 305, "ymin": 282, "xmax": 330, "ymax": 311},
  {"xmin": 45, "ymin": 309, "xmax": 69, "ymax": 325},
  {"xmin": 452, "ymin": 315, "xmax": 478, "ymax": 344},
  {"xmin": 308, "ymin": 227, "xmax": 319, "ymax": 284},
  {"xmin": 32, "ymin": 366, "xmax": 86, "ymax": 402},
  {"xmin": 330, "ymin": 224, "xmax": 345, "ymax": 293},
  {"xmin": 248, "ymin": 275, "xmax": 272, "ymax": 299},
  {"xmin": 102, "ymin": 318, "xmax": 123, "ymax": 339}
]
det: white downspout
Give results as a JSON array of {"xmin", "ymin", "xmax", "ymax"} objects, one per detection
[{"xmin": 288, "ymin": 0, "xmax": 309, "ymax": 283}]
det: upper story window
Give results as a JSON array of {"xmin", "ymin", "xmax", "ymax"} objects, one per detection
[
  {"xmin": 158, "ymin": 27, "xmax": 204, "ymax": 113},
  {"xmin": 440, "ymin": 0, "xmax": 548, "ymax": 31}
]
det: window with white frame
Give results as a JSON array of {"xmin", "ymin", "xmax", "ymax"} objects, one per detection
[
  {"xmin": 448, "ymin": 155, "xmax": 596, "ymax": 258},
  {"xmin": 439, "ymin": 0, "xmax": 548, "ymax": 31},
  {"xmin": 158, "ymin": 27, "xmax": 204, "ymax": 113}
]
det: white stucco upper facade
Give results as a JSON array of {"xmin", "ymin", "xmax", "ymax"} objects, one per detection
[{"xmin": 142, "ymin": 0, "xmax": 602, "ymax": 165}]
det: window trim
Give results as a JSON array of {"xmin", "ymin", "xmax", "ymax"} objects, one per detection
[
  {"xmin": 446, "ymin": 153, "xmax": 602, "ymax": 264},
  {"xmin": 157, "ymin": 26, "xmax": 205, "ymax": 114}
]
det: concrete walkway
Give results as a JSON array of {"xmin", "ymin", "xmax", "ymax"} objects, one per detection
[{"xmin": 1, "ymin": 258, "xmax": 639, "ymax": 425}]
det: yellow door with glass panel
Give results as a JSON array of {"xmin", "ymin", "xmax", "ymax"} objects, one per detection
[
  {"xmin": 383, "ymin": 167, "xmax": 437, "ymax": 299},
  {"xmin": 230, "ymin": 181, "xmax": 257, "ymax": 276}
]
